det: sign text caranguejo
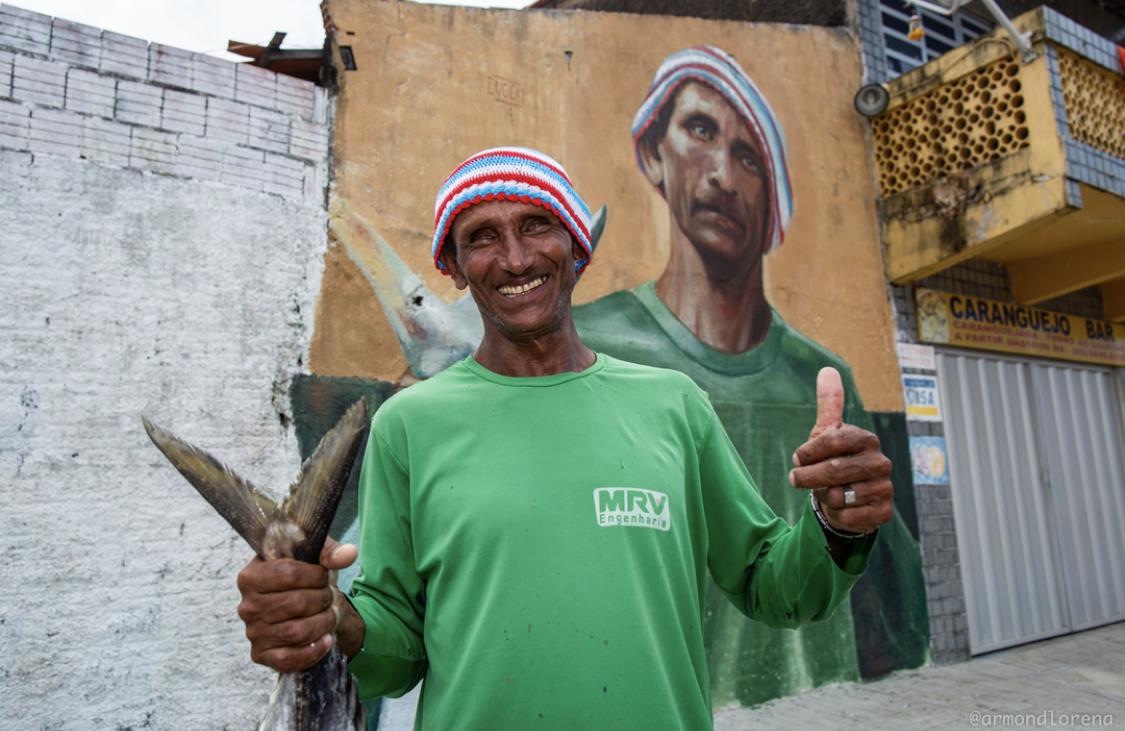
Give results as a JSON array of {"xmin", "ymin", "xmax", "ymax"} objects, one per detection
[{"xmin": 915, "ymin": 288, "xmax": 1125, "ymax": 367}]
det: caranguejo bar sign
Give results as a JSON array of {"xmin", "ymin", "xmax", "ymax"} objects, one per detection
[{"xmin": 915, "ymin": 288, "xmax": 1125, "ymax": 367}]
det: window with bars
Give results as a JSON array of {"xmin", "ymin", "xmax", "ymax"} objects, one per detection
[{"xmin": 880, "ymin": 0, "xmax": 994, "ymax": 75}]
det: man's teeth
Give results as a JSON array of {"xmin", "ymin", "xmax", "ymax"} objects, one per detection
[{"xmin": 498, "ymin": 276, "xmax": 546, "ymax": 296}]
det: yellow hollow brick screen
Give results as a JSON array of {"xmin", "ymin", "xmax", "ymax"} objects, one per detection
[
  {"xmin": 1057, "ymin": 48, "xmax": 1125, "ymax": 160},
  {"xmin": 873, "ymin": 58, "xmax": 1030, "ymax": 196}
]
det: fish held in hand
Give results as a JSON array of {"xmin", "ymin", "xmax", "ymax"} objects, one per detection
[{"xmin": 142, "ymin": 400, "xmax": 369, "ymax": 731}]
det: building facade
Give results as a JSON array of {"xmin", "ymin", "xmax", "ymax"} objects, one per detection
[{"xmin": 856, "ymin": 0, "xmax": 1125, "ymax": 662}]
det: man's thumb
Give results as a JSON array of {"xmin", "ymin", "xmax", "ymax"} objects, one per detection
[
  {"xmin": 811, "ymin": 367, "xmax": 845, "ymax": 439},
  {"xmin": 320, "ymin": 537, "xmax": 358, "ymax": 570}
]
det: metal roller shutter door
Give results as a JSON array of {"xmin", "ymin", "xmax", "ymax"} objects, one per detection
[{"xmin": 936, "ymin": 351, "xmax": 1125, "ymax": 655}]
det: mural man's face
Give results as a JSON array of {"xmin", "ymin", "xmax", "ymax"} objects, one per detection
[
  {"xmin": 642, "ymin": 81, "xmax": 771, "ymax": 270},
  {"xmin": 443, "ymin": 200, "xmax": 580, "ymax": 342}
]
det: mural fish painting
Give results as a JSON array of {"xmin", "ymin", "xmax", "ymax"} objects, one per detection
[
  {"xmin": 329, "ymin": 197, "xmax": 607, "ymax": 378},
  {"xmin": 141, "ymin": 399, "xmax": 369, "ymax": 731}
]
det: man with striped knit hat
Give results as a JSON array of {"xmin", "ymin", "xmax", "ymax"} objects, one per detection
[
  {"xmin": 574, "ymin": 46, "xmax": 929, "ymax": 706},
  {"xmin": 235, "ymin": 146, "xmax": 895, "ymax": 729}
]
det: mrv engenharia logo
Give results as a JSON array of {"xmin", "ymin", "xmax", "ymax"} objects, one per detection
[{"xmin": 593, "ymin": 487, "xmax": 670, "ymax": 531}]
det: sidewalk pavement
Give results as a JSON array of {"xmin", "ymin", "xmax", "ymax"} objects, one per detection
[{"xmin": 715, "ymin": 620, "xmax": 1124, "ymax": 730}]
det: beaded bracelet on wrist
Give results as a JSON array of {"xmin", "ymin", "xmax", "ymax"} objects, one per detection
[{"xmin": 810, "ymin": 493, "xmax": 872, "ymax": 541}]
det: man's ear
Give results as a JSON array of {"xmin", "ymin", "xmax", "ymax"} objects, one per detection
[
  {"xmin": 571, "ymin": 239, "xmax": 588, "ymax": 272},
  {"xmin": 439, "ymin": 241, "xmax": 468, "ymax": 289},
  {"xmin": 637, "ymin": 134, "xmax": 666, "ymax": 191}
]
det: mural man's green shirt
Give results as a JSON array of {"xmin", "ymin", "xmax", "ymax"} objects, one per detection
[
  {"xmin": 346, "ymin": 353, "xmax": 871, "ymax": 730},
  {"xmin": 573, "ymin": 283, "xmax": 929, "ymax": 705}
]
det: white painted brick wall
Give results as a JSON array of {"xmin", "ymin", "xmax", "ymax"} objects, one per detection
[
  {"xmin": 100, "ymin": 29, "xmax": 149, "ymax": 78},
  {"xmin": 0, "ymin": 6, "xmax": 332, "ymax": 206},
  {"xmin": 49, "ymin": 17, "xmax": 102, "ymax": 68},
  {"xmin": 191, "ymin": 52, "xmax": 235, "ymax": 99},
  {"xmin": 221, "ymin": 143, "xmax": 266, "ymax": 190},
  {"xmin": 0, "ymin": 146, "xmax": 326, "ymax": 729},
  {"xmin": 131, "ymin": 125, "xmax": 176, "ymax": 174},
  {"xmin": 148, "ymin": 43, "xmax": 193, "ymax": 89},
  {"xmin": 312, "ymin": 85, "xmax": 330, "ymax": 125},
  {"xmin": 175, "ymin": 133, "xmax": 224, "ymax": 181},
  {"xmin": 65, "ymin": 67, "xmax": 115, "ymax": 118},
  {"xmin": 276, "ymin": 73, "xmax": 316, "ymax": 119},
  {"xmin": 0, "ymin": 97, "xmax": 29, "ymax": 148},
  {"xmin": 206, "ymin": 96, "xmax": 250, "ymax": 144},
  {"xmin": 0, "ymin": 10, "xmax": 339, "ymax": 722},
  {"xmin": 263, "ymin": 151, "xmax": 306, "ymax": 198},
  {"xmin": 28, "ymin": 108, "xmax": 131, "ymax": 167},
  {"xmin": 249, "ymin": 105, "xmax": 289, "ymax": 153},
  {"xmin": 161, "ymin": 88, "xmax": 205, "ymax": 136},
  {"xmin": 115, "ymin": 79, "xmax": 162, "ymax": 127},
  {"xmin": 82, "ymin": 114, "xmax": 131, "ymax": 166},
  {"xmin": 12, "ymin": 54, "xmax": 65, "ymax": 107},
  {"xmin": 236, "ymin": 62, "xmax": 276, "ymax": 109},
  {"xmin": 28, "ymin": 105, "xmax": 83, "ymax": 157},
  {"xmin": 0, "ymin": 5, "xmax": 51, "ymax": 56},
  {"xmin": 290, "ymin": 116, "xmax": 330, "ymax": 162},
  {"xmin": 0, "ymin": 49, "xmax": 13, "ymax": 97},
  {"xmin": 0, "ymin": 9, "xmax": 334, "ymax": 725}
]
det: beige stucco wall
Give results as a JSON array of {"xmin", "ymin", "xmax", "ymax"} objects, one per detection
[{"xmin": 313, "ymin": 0, "xmax": 905, "ymax": 412}]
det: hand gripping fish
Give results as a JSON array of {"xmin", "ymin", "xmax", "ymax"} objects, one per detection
[{"xmin": 142, "ymin": 399, "xmax": 369, "ymax": 731}]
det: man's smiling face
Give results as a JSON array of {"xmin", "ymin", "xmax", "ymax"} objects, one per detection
[
  {"xmin": 442, "ymin": 200, "xmax": 580, "ymax": 343},
  {"xmin": 642, "ymin": 81, "xmax": 772, "ymax": 269}
]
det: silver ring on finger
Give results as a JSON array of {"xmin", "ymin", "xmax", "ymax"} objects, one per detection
[{"xmin": 843, "ymin": 485, "xmax": 857, "ymax": 506}]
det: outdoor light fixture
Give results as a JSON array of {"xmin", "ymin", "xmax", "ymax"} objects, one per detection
[
  {"xmin": 907, "ymin": 7, "xmax": 925, "ymax": 41},
  {"xmin": 854, "ymin": 83, "xmax": 891, "ymax": 118},
  {"xmin": 906, "ymin": 0, "xmax": 1036, "ymax": 60}
]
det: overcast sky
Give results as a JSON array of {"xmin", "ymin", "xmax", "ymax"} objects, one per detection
[{"xmin": 9, "ymin": 0, "xmax": 532, "ymax": 60}]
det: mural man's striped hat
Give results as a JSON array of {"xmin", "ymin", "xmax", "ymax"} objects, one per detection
[
  {"xmin": 631, "ymin": 45, "xmax": 794, "ymax": 253},
  {"xmin": 432, "ymin": 147, "xmax": 594, "ymax": 274}
]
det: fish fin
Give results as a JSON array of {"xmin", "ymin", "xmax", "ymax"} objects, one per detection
[
  {"xmin": 589, "ymin": 205, "xmax": 607, "ymax": 255},
  {"xmin": 283, "ymin": 399, "xmax": 369, "ymax": 564},
  {"xmin": 142, "ymin": 417, "xmax": 277, "ymax": 557}
]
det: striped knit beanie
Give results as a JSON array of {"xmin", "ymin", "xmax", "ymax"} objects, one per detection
[
  {"xmin": 432, "ymin": 147, "xmax": 594, "ymax": 274},
  {"xmin": 631, "ymin": 46, "xmax": 793, "ymax": 253}
]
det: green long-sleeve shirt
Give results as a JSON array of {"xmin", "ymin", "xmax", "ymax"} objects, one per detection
[{"xmin": 347, "ymin": 353, "xmax": 871, "ymax": 730}]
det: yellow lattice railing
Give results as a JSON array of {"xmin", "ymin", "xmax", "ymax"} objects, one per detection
[
  {"xmin": 1057, "ymin": 48, "xmax": 1125, "ymax": 159},
  {"xmin": 873, "ymin": 58, "xmax": 1030, "ymax": 196}
]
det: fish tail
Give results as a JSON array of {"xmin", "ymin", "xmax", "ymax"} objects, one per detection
[{"xmin": 141, "ymin": 416, "xmax": 277, "ymax": 556}]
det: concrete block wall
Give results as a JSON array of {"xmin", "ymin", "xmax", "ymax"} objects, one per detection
[
  {"xmin": 0, "ymin": 5, "xmax": 333, "ymax": 728},
  {"xmin": 0, "ymin": 3, "xmax": 331, "ymax": 205},
  {"xmin": 892, "ymin": 287, "xmax": 972, "ymax": 663}
]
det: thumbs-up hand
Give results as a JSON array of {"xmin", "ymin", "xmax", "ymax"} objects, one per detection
[
  {"xmin": 809, "ymin": 366, "xmax": 846, "ymax": 440},
  {"xmin": 788, "ymin": 367, "xmax": 894, "ymax": 538}
]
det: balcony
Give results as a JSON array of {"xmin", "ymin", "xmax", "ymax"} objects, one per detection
[{"xmin": 873, "ymin": 7, "xmax": 1125, "ymax": 321}]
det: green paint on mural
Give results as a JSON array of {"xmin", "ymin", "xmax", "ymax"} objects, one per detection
[
  {"xmin": 873, "ymin": 411, "xmax": 920, "ymax": 542},
  {"xmin": 854, "ymin": 410, "xmax": 929, "ymax": 678},
  {"xmin": 290, "ymin": 374, "xmax": 396, "ymax": 541},
  {"xmin": 574, "ymin": 290, "xmax": 931, "ymax": 704}
]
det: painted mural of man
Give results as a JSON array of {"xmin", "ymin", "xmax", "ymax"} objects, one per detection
[{"xmin": 574, "ymin": 46, "xmax": 928, "ymax": 704}]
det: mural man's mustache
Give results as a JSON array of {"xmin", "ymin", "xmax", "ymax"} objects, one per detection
[{"xmin": 693, "ymin": 195, "xmax": 745, "ymax": 230}]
